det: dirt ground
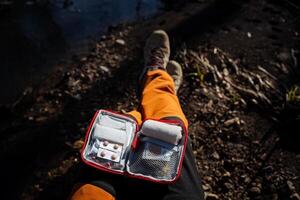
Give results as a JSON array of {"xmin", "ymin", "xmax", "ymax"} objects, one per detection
[{"xmin": 0, "ymin": 0, "xmax": 300, "ymax": 199}]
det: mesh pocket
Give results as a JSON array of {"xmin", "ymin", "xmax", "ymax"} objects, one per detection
[{"xmin": 128, "ymin": 139, "xmax": 181, "ymax": 180}]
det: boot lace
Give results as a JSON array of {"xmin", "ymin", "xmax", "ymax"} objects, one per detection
[{"xmin": 147, "ymin": 47, "xmax": 165, "ymax": 67}]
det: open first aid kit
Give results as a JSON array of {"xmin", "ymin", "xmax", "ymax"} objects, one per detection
[{"xmin": 81, "ymin": 110, "xmax": 188, "ymax": 183}]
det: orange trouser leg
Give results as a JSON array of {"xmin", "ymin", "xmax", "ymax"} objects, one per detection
[
  {"xmin": 128, "ymin": 69, "xmax": 188, "ymax": 128},
  {"xmin": 69, "ymin": 184, "xmax": 115, "ymax": 200},
  {"xmin": 126, "ymin": 109, "xmax": 142, "ymax": 126},
  {"xmin": 142, "ymin": 69, "xmax": 188, "ymax": 128}
]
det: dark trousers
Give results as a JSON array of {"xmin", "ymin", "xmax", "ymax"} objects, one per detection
[{"xmin": 76, "ymin": 137, "xmax": 204, "ymax": 200}]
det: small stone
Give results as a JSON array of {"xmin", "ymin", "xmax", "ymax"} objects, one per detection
[
  {"xmin": 247, "ymin": 32, "xmax": 252, "ymax": 38},
  {"xmin": 100, "ymin": 151, "xmax": 106, "ymax": 157},
  {"xmin": 204, "ymin": 176, "xmax": 213, "ymax": 182},
  {"xmin": 291, "ymin": 193, "xmax": 300, "ymax": 200},
  {"xmin": 72, "ymin": 94, "xmax": 82, "ymax": 100},
  {"xmin": 250, "ymin": 186, "xmax": 261, "ymax": 194},
  {"xmin": 202, "ymin": 184, "xmax": 211, "ymax": 191},
  {"xmin": 224, "ymin": 117, "xmax": 240, "ymax": 126},
  {"xmin": 213, "ymin": 48, "xmax": 218, "ymax": 54},
  {"xmin": 251, "ymin": 99, "xmax": 258, "ymax": 105},
  {"xmin": 113, "ymin": 144, "xmax": 119, "ymax": 150},
  {"xmin": 100, "ymin": 66, "xmax": 110, "ymax": 73},
  {"xmin": 73, "ymin": 140, "xmax": 84, "ymax": 149},
  {"xmin": 287, "ymin": 180, "xmax": 296, "ymax": 192},
  {"xmin": 212, "ymin": 151, "xmax": 220, "ymax": 160},
  {"xmin": 116, "ymin": 39, "xmax": 125, "ymax": 46},
  {"xmin": 205, "ymin": 192, "xmax": 219, "ymax": 199},
  {"xmin": 223, "ymin": 68, "xmax": 229, "ymax": 76},
  {"xmin": 244, "ymin": 176, "xmax": 251, "ymax": 184},
  {"xmin": 223, "ymin": 171, "xmax": 231, "ymax": 177},
  {"xmin": 111, "ymin": 154, "xmax": 116, "ymax": 160},
  {"xmin": 80, "ymin": 57, "xmax": 87, "ymax": 62}
]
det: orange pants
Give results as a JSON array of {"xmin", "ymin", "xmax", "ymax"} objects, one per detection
[
  {"xmin": 128, "ymin": 69, "xmax": 188, "ymax": 128},
  {"xmin": 70, "ymin": 184, "xmax": 115, "ymax": 200},
  {"xmin": 70, "ymin": 69, "xmax": 188, "ymax": 200}
]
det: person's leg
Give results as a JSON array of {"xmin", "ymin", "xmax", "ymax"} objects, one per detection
[
  {"xmin": 141, "ymin": 69, "xmax": 188, "ymax": 127},
  {"xmin": 140, "ymin": 68, "xmax": 204, "ymax": 200},
  {"xmin": 163, "ymin": 138, "xmax": 205, "ymax": 200},
  {"xmin": 68, "ymin": 164, "xmax": 122, "ymax": 200},
  {"xmin": 69, "ymin": 183, "xmax": 115, "ymax": 200},
  {"xmin": 126, "ymin": 109, "xmax": 142, "ymax": 126},
  {"xmin": 139, "ymin": 30, "xmax": 204, "ymax": 200}
]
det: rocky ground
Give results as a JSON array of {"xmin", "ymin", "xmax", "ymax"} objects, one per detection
[{"xmin": 1, "ymin": 0, "xmax": 300, "ymax": 199}]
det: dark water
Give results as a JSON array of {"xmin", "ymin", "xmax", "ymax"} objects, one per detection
[{"xmin": 0, "ymin": 0, "xmax": 163, "ymax": 105}]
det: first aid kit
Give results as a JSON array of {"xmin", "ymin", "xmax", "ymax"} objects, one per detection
[{"xmin": 81, "ymin": 110, "xmax": 188, "ymax": 183}]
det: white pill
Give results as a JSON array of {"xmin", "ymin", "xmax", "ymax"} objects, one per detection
[
  {"xmin": 100, "ymin": 151, "xmax": 106, "ymax": 157},
  {"xmin": 103, "ymin": 141, "xmax": 109, "ymax": 146}
]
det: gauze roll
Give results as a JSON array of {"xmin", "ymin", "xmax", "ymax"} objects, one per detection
[
  {"xmin": 141, "ymin": 120, "xmax": 182, "ymax": 145},
  {"xmin": 93, "ymin": 124, "xmax": 126, "ymax": 144}
]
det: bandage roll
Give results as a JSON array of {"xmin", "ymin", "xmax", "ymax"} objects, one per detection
[
  {"xmin": 141, "ymin": 120, "xmax": 182, "ymax": 145},
  {"xmin": 93, "ymin": 124, "xmax": 126, "ymax": 144}
]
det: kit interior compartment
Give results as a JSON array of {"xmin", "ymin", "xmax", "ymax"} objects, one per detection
[
  {"xmin": 83, "ymin": 110, "xmax": 137, "ymax": 172},
  {"xmin": 126, "ymin": 122, "xmax": 184, "ymax": 182}
]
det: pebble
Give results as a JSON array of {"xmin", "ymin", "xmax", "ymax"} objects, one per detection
[
  {"xmin": 205, "ymin": 192, "xmax": 219, "ymax": 200},
  {"xmin": 212, "ymin": 151, "xmax": 220, "ymax": 160},
  {"xmin": 291, "ymin": 193, "xmax": 300, "ymax": 200},
  {"xmin": 204, "ymin": 176, "xmax": 213, "ymax": 182},
  {"xmin": 73, "ymin": 140, "xmax": 84, "ymax": 149},
  {"xmin": 287, "ymin": 180, "xmax": 296, "ymax": 192},
  {"xmin": 244, "ymin": 176, "xmax": 251, "ymax": 184},
  {"xmin": 223, "ymin": 171, "xmax": 231, "ymax": 177},
  {"xmin": 116, "ymin": 39, "xmax": 126, "ymax": 45},
  {"xmin": 250, "ymin": 186, "xmax": 261, "ymax": 194},
  {"xmin": 223, "ymin": 68, "xmax": 229, "ymax": 76},
  {"xmin": 251, "ymin": 99, "xmax": 258, "ymax": 105},
  {"xmin": 247, "ymin": 32, "xmax": 252, "ymax": 38},
  {"xmin": 224, "ymin": 117, "xmax": 240, "ymax": 126},
  {"xmin": 202, "ymin": 184, "xmax": 211, "ymax": 191},
  {"xmin": 100, "ymin": 66, "xmax": 110, "ymax": 73}
]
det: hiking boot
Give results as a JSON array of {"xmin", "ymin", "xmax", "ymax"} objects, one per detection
[
  {"xmin": 166, "ymin": 60, "xmax": 183, "ymax": 94},
  {"xmin": 140, "ymin": 30, "xmax": 170, "ymax": 81}
]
